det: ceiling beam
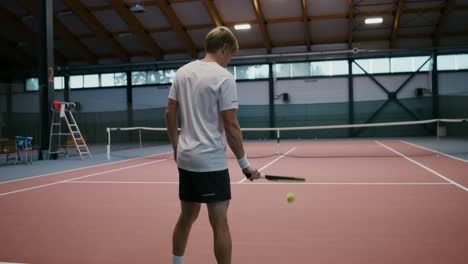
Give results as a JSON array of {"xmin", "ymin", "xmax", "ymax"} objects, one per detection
[
  {"xmin": 16, "ymin": 0, "xmax": 98, "ymax": 65},
  {"xmin": 348, "ymin": 0, "xmax": 354, "ymax": 48},
  {"xmin": 111, "ymin": 0, "xmax": 162, "ymax": 59},
  {"xmin": 300, "ymin": 0, "xmax": 312, "ymax": 51},
  {"xmin": 433, "ymin": 0, "xmax": 456, "ymax": 46},
  {"xmin": 390, "ymin": 0, "xmax": 404, "ymax": 48},
  {"xmin": 0, "ymin": 6, "xmax": 67, "ymax": 65},
  {"xmin": 202, "ymin": 0, "xmax": 224, "ymax": 27},
  {"xmin": 251, "ymin": 0, "xmax": 272, "ymax": 53},
  {"xmin": 63, "ymin": 0, "xmax": 129, "ymax": 62},
  {"xmin": 155, "ymin": 0, "xmax": 198, "ymax": 58}
]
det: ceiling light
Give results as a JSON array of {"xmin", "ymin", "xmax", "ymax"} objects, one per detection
[
  {"xmin": 234, "ymin": 24, "xmax": 251, "ymax": 30},
  {"xmin": 130, "ymin": 4, "xmax": 145, "ymax": 13},
  {"xmin": 365, "ymin": 17, "xmax": 383, "ymax": 24}
]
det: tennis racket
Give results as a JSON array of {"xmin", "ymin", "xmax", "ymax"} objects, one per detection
[
  {"xmin": 245, "ymin": 172, "xmax": 305, "ymax": 182},
  {"xmin": 261, "ymin": 174, "xmax": 306, "ymax": 182}
]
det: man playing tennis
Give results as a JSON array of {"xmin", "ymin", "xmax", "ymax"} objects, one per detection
[{"xmin": 165, "ymin": 26, "xmax": 261, "ymax": 264}]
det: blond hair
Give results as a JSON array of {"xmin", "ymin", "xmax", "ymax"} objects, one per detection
[{"xmin": 204, "ymin": 26, "xmax": 239, "ymax": 54}]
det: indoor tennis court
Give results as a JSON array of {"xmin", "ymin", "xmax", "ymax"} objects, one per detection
[{"xmin": 1, "ymin": 0, "xmax": 468, "ymax": 264}]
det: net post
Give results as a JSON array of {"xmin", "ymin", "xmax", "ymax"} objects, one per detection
[
  {"xmin": 139, "ymin": 128, "xmax": 142, "ymax": 149},
  {"xmin": 106, "ymin": 128, "xmax": 111, "ymax": 160},
  {"xmin": 436, "ymin": 119, "xmax": 440, "ymax": 157},
  {"xmin": 276, "ymin": 129, "xmax": 280, "ymax": 155}
]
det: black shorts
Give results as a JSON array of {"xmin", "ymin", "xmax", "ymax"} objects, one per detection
[{"xmin": 178, "ymin": 168, "xmax": 231, "ymax": 203}]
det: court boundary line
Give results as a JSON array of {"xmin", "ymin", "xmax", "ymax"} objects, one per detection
[
  {"xmin": 0, "ymin": 151, "xmax": 172, "ymax": 185},
  {"xmin": 0, "ymin": 159, "xmax": 167, "ymax": 197},
  {"xmin": 375, "ymin": 141, "xmax": 468, "ymax": 192},
  {"xmin": 65, "ymin": 180, "xmax": 452, "ymax": 186},
  {"xmin": 237, "ymin": 147, "xmax": 297, "ymax": 183},
  {"xmin": 400, "ymin": 140, "xmax": 468, "ymax": 163}
]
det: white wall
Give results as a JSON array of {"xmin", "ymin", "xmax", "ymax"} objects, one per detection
[
  {"xmin": 237, "ymin": 81, "xmax": 269, "ymax": 105},
  {"xmin": 438, "ymin": 72, "xmax": 468, "ymax": 95},
  {"xmin": 0, "ymin": 94, "xmax": 6, "ymax": 113},
  {"xmin": 275, "ymin": 77, "xmax": 348, "ymax": 104},
  {"xmin": 70, "ymin": 89, "xmax": 127, "ymax": 112},
  {"xmin": 133, "ymin": 86, "xmax": 171, "ymax": 109},
  {"xmin": 12, "ymin": 93, "xmax": 39, "ymax": 113},
  {"xmin": 354, "ymin": 73, "xmax": 431, "ymax": 101}
]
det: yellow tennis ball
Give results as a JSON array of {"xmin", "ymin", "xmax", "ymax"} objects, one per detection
[{"xmin": 286, "ymin": 192, "xmax": 295, "ymax": 203}]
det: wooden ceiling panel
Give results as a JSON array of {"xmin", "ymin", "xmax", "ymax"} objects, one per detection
[
  {"xmin": 80, "ymin": 0, "xmax": 110, "ymax": 8},
  {"xmin": 187, "ymin": 28, "xmax": 212, "ymax": 50},
  {"xmin": 399, "ymin": 13, "xmax": 439, "ymax": 28},
  {"xmin": 229, "ymin": 25, "xmax": 263, "ymax": 46},
  {"xmin": 92, "ymin": 10, "xmax": 130, "ymax": 32},
  {"xmin": 216, "ymin": 0, "xmax": 256, "ymax": 22},
  {"xmin": 151, "ymin": 31, "xmax": 185, "ymax": 50},
  {"xmin": 81, "ymin": 37, "xmax": 116, "ymax": 56},
  {"xmin": 267, "ymin": 22, "xmax": 304, "ymax": 43},
  {"xmin": 0, "ymin": 0, "xmax": 27, "ymax": 16},
  {"xmin": 116, "ymin": 35, "xmax": 147, "ymax": 53},
  {"xmin": 57, "ymin": 13, "xmax": 94, "ymax": 35},
  {"xmin": 54, "ymin": 38, "xmax": 81, "ymax": 58},
  {"xmin": 132, "ymin": 5, "xmax": 171, "ymax": 29},
  {"xmin": 310, "ymin": 19, "xmax": 348, "ymax": 40},
  {"xmin": 404, "ymin": 0, "xmax": 445, "ymax": 10},
  {"xmin": 308, "ymin": 0, "xmax": 347, "ymax": 16},
  {"xmin": 261, "ymin": 0, "xmax": 302, "ymax": 19},
  {"xmin": 171, "ymin": 1, "xmax": 212, "ymax": 26},
  {"xmin": 444, "ymin": 10, "xmax": 468, "ymax": 33}
]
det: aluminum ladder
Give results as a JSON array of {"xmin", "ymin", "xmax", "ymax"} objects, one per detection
[{"xmin": 48, "ymin": 101, "xmax": 92, "ymax": 160}]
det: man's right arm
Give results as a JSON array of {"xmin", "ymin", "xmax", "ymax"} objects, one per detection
[{"xmin": 221, "ymin": 109, "xmax": 260, "ymax": 180}]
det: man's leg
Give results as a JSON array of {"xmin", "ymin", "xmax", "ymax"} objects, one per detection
[
  {"xmin": 172, "ymin": 201, "xmax": 201, "ymax": 257},
  {"xmin": 207, "ymin": 200, "xmax": 231, "ymax": 264}
]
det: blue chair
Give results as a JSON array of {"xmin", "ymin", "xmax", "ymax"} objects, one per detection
[{"xmin": 15, "ymin": 136, "xmax": 33, "ymax": 164}]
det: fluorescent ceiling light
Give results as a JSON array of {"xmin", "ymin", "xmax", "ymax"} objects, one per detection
[
  {"xmin": 234, "ymin": 24, "xmax": 251, "ymax": 30},
  {"xmin": 365, "ymin": 17, "xmax": 383, "ymax": 24}
]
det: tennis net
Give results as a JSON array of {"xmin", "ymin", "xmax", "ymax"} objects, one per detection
[{"xmin": 106, "ymin": 118, "xmax": 468, "ymax": 160}]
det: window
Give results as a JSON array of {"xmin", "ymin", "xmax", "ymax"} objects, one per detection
[
  {"xmin": 26, "ymin": 78, "xmax": 39, "ymax": 91},
  {"xmin": 391, "ymin": 56, "xmax": 431, "ymax": 73},
  {"xmin": 165, "ymin": 69, "xmax": 177, "ymax": 83},
  {"xmin": 83, "ymin": 74, "xmax": 99, "ymax": 88},
  {"xmin": 330, "ymin": 60, "xmax": 349, "ymax": 75},
  {"xmin": 235, "ymin": 65, "xmax": 269, "ymax": 80},
  {"xmin": 353, "ymin": 58, "xmax": 390, "ymax": 74},
  {"xmin": 132, "ymin": 71, "xmax": 147, "ymax": 85},
  {"xmin": 438, "ymin": 54, "xmax": 468, "ymax": 71},
  {"xmin": 101, "ymin": 72, "xmax": 127, "ymax": 87},
  {"xmin": 147, "ymin": 71, "xmax": 165, "ymax": 84},
  {"xmin": 291, "ymin": 63, "xmax": 309, "ymax": 77},
  {"xmin": 70, "ymin": 75, "xmax": 84, "ymax": 89},
  {"xmin": 274, "ymin": 64, "xmax": 291, "ymax": 78},
  {"xmin": 54, "ymin": 77, "xmax": 65, "ymax": 90}
]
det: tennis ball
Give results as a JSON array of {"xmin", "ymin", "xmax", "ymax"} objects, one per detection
[{"xmin": 286, "ymin": 192, "xmax": 295, "ymax": 203}]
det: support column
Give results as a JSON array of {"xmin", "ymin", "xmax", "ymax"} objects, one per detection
[
  {"xmin": 431, "ymin": 53, "xmax": 439, "ymax": 119},
  {"xmin": 6, "ymin": 80, "xmax": 13, "ymax": 138},
  {"xmin": 348, "ymin": 59, "xmax": 354, "ymax": 137},
  {"xmin": 268, "ymin": 63, "xmax": 276, "ymax": 138},
  {"xmin": 37, "ymin": 0, "xmax": 55, "ymax": 159},
  {"xmin": 64, "ymin": 75, "xmax": 70, "ymax": 102},
  {"xmin": 126, "ymin": 71, "xmax": 134, "ymax": 128}
]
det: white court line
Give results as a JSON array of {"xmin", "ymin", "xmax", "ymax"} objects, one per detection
[
  {"xmin": 375, "ymin": 141, "xmax": 468, "ymax": 192},
  {"xmin": 66, "ymin": 180, "xmax": 451, "ymax": 186},
  {"xmin": 0, "ymin": 159, "xmax": 167, "ymax": 197},
  {"xmin": 400, "ymin": 140, "xmax": 468, "ymax": 163},
  {"xmin": 0, "ymin": 151, "xmax": 172, "ymax": 185},
  {"xmin": 237, "ymin": 147, "xmax": 297, "ymax": 183}
]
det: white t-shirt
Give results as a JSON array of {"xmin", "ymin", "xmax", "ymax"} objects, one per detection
[{"xmin": 168, "ymin": 60, "xmax": 239, "ymax": 172}]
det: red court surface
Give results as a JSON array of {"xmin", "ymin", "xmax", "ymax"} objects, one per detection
[{"xmin": 0, "ymin": 140, "xmax": 467, "ymax": 264}]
